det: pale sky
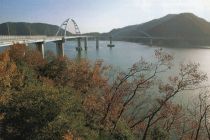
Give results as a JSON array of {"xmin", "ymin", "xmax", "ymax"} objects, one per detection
[{"xmin": 0, "ymin": 0, "xmax": 210, "ymax": 33}]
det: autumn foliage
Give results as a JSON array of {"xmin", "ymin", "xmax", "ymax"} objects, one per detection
[{"xmin": 0, "ymin": 44, "xmax": 210, "ymax": 140}]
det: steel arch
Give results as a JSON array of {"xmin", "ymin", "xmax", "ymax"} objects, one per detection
[{"xmin": 56, "ymin": 18, "xmax": 81, "ymax": 37}]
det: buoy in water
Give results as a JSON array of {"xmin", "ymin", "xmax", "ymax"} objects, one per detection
[
  {"xmin": 107, "ymin": 44, "xmax": 115, "ymax": 47},
  {"xmin": 76, "ymin": 47, "xmax": 82, "ymax": 51},
  {"xmin": 107, "ymin": 36, "xmax": 115, "ymax": 47}
]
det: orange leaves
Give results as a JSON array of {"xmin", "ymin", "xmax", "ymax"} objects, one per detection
[
  {"xmin": 9, "ymin": 44, "xmax": 26, "ymax": 61},
  {"xmin": 67, "ymin": 59, "xmax": 108, "ymax": 92},
  {"xmin": 24, "ymin": 49, "xmax": 46, "ymax": 68},
  {"xmin": 63, "ymin": 132, "xmax": 74, "ymax": 140},
  {"xmin": 159, "ymin": 83, "xmax": 175, "ymax": 97},
  {"xmin": 0, "ymin": 50, "xmax": 10, "ymax": 62},
  {"xmin": 0, "ymin": 50, "xmax": 19, "ymax": 90},
  {"xmin": 83, "ymin": 94, "xmax": 104, "ymax": 113},
  {"xmin": 179, "ymin": 63, "xmax": 207, "ymax": 88},
  {"xmin": 92, "ymin": 60, "xmax": 109, "ymax": 88},
  {"xmin": 0, "ymin": 48, "xmax": 25, "ymax": 109},
  {"xmin": 63, "ymin": 131, "xmax": 82, "ymax": 140},
  {"xmin": 8, "ymin": 44, "xmax": 46, "ymax": 69},
  {"xmin": 41, "ymin": 56, "xmax": 109, "ymax": 95},
  {"xmin": 0, "ymin": 45, "xmax": 208, "ymax": 139},
  {"xmin": 155, "ymin": 48, "xmax": 173, "ymax": 67},
  {"xmin": 161, "ymin": 102, "xmax": 182, "ymax": 119},
  {"xmin": 92, "ymin": 61, "xmax": 102, "ymax": 84}
]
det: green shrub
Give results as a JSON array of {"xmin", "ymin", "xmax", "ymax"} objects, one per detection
[{"xmin": 2, "ymin": 86, "xmax": 60, "ymax": 139}]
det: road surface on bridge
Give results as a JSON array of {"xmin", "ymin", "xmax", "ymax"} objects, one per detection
[{"xmin": 0, "ymin": 35, "xmax": 89, "ymax": 47}]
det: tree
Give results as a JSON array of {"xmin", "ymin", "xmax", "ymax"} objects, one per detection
[
  {"xmin": 186, "ymin": 90, "xmax": 210, "ymax": 140},
  {"xmin": 84, "ymin": 49, "xmax": 207, "ymax": 139},
  {"xmin": 130, "ymin": 62, "xmax": 206, "ymax": 140},
  {"xmin": 2, "ymin": 86, "xmax": 60, "ymax": 139},
  {"xmin": 0, "ymin": 45, "xmax": 208, "ymax": 139},
  {"xmin": 9, "ymin": 44, "xmax": 26, "ymax": 62}
]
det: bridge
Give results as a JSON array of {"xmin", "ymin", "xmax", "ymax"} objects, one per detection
[
  {"xmin": 0, "ymin": 19, "xmax": 99, "ymax": 58},
  {"xmin": 0, "ymin": 18, "xmax": 158, "ymax": 58}
]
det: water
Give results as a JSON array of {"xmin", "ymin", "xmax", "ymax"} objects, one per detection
[
  {"xmin": 44, "ymin": 40, "xmax": 210, "ymax": 77},
  {"xmin": 44, "ymin": 40, "xmax": 210, "ymax": 105},
  {"xmin": 1, "ymin": 40, "xmax": 208, "ymax": 104}
]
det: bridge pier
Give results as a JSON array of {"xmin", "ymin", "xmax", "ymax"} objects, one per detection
[
  {"xmin": 84, "ymin": 37, "xmax": 87, "ymax": 50},
  {"xmin": 76, "ymin": 38, "xmax": 82, "ymax": 51},
  {"xmin": 96, "ymin": 37, "xmax": 99, "ymax": 49},
  {"xmin": 56, "ymin": 41, "xmax": 64, "ymax": 57},
  {"xmin": 150, "ymin": 38, "xmax": 153, "ymax": 46},
  {"xmin": 36, "ymin": 42, "xmax": 45, "ymax": 59}
]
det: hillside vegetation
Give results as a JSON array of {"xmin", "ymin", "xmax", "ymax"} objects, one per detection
[
  {"xmin": 104, "ymin": 13, "xmax": 210, "ymax": 46},
  {"xmin": 0, "ymin": 44, "xmax": 210, "ymax": 139},
  {"xmin": 0, "ymin": 22, "xmax": 71, "ymax": 36},
  {"xmin": 1, "ymin": 13, "xmax": 210, "ymax": 46}
]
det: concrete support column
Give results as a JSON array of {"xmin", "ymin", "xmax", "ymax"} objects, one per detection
[
  {"xmin": 76, "ymin": 38, "xmax": 82, "ymax": 51},
  {"xmin": 84, "ymin": 37, "xmax": 87, "ymax": 50},
  {"xmin": 150, "ymin": 38, "xmax": 153, "ymax": 46},
  {"xmin": 56, "ymin": 41, "xmax": 64, "ymax": 57},
  {"xmin": 36, "ymin": 42, "xmax": 44, "ymax": 59},
  {"xmin": 78, "ymin": 38, "xmax": 81, "ymax": 48},
  {"xmin": 96, "ymin": 37, "xmax": 99, "ymax": 49}
]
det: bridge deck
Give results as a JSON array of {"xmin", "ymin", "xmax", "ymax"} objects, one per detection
[{"xmin": 0, "ymin": 35, "xmax": 89, "ymax": 47}]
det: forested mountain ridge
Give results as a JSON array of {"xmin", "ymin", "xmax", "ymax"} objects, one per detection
[
  {"xmin": 1, "ymin": 13, "xmax": 210, "ymax": 46},
  {"xmin": 0, "ymin": 22, "xmax": 71, "ymax": 36},
  {"xmin": 106, "ymin": 13, "xmax": 210, "ymax": 38},
  {"xmin": 102, "ymin": 13, "xmax": 210, "ymax": 46}
]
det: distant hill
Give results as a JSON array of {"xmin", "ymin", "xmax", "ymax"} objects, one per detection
[
  {"xmin": 0, "ymin": 22, "xmax": 71, "ymax": 36},
  {"xmin": 103, "ymin": 13, "xmax": 210, "ymax": 46},
  {"xmin": 2, "ymin": 13, "xmax": 210, "ymax": 46},
  {"xmin": 82, "ymin": 32, "xmax": 100, "ymax": 36}
]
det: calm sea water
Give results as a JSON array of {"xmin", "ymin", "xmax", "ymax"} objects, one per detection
[
  {"xmin": 44, "ymin": 40, "xmax": 210, "ymax": 104},
  {"xmin": 1, "ymin": 40, "xmax": 210, "ymax": 104},
  {"xmin": 45, "ymin": 40, "xmax": 210, "ymax": 78}
]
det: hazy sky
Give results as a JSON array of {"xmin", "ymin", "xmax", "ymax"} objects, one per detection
[{"xmin": 0, "ymin": 0, "xmax": 210, "ymax": 33}]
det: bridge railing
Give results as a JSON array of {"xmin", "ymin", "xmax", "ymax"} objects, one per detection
[
  {"xmin": 0, "ymin": 35, "xmax": 48, "ymax": 42},
  {"xmin": 0, "ymin": 35, "xmax": 90, "ymax": 45}
]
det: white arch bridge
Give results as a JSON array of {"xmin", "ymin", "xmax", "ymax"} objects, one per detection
[{"xmin": 0, "ymin": 19, "xmax": 99, "ymax": 58}]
